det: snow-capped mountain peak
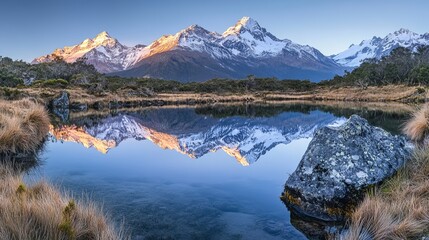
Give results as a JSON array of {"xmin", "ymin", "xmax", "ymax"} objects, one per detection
[
  {"xmin": 223, "ymin": 16, "xmax": 262, "ymax": 37},
  {"xmin": 32, "ymin": 31, "xmax": 150, "ymax": 73},
  {"xmin": 392, "ymin": 28, "xmax": 415, "ymax": 35},
  {"xmin": 33, "ymin": 31, "xmax": 122, "ymax": 64},
  {"xmin": 333, "ymin": 28, "xmax": 429, "ymax": 67},
  {"xmin": 95, "ymin": 31, "xmax": 111, "ymax": 39},
  {"xmin": 220, "ymin": 17, "xmax": 287, "ymax": 56},
  {"xmin": 220, "ymin": 16, "xmax": 326, "ymax": 61},
  {"xmin": 91, "ymin": 31, "xmax": 117, "ymax": 46},
  {"xmin": 180, "ymin": 24, "xmax": 211, "ymax": 34},
  {"xmin": 129, "ymin": 24, "xmax": 230, "ymax": 61},
  {"xmin": 386, "ymin": 28, "xmax": 420, "ymax": 42},
  {"xmin": 239, "ymin": 16, "xmax": 260, "ymax": 30},
  {"xmin": 176, "ymin": 24, "xmax": 220, "ymax": 44}
]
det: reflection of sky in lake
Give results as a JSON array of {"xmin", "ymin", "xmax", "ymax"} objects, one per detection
[
  {"xmin": 31, "ymin": 107, "xmax": 353, "ymax": 239},
  {"xmin": 36, "ymin": 138, "xmax": 310, "ymax": 239}
]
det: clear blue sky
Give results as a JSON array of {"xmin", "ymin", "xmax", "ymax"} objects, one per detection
[{"xmin": 1, "ymin": 0, "xmax": 428, "ymax": 62}]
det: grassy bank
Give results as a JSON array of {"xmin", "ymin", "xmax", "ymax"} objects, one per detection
[
  {"xmin": 342, "ymin": 106, "xmax": 429, "ymax": 239},
  {"xmin": 0, "ymin": 99, "xmax": 49, "ymax": 154},
  {"xmin": 1, "ymin": 84, "xmax": 426, "ymax": 111},
  {"xmin": 263, "ymin": 85, "xmax": 426, "ymax": 102},
  {"xmin": 0, "ymin": 166, "xmax": 127, "ymax": 240}
]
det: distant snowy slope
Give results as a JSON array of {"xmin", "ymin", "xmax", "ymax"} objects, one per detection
[{"xmin": 333, "ymin": 28, "xmax": 429, "ymax": 67}]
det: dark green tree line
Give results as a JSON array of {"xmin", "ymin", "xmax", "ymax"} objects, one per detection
[{"xmin": 324, "ymin": 46, "xmax": 429, "ymax": 87}]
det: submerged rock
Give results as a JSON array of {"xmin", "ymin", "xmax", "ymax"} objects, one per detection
[
  {"xmin": 289, "ymin": 212, "xmax": 343, "ymax": 240},
  {"xmin": 282, "ymin": 115, "xmax": 411, "ymax": 221}
]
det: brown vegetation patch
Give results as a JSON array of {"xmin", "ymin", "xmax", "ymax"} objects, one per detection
[
  {"xmin": 403, "ymin": 104, "xmax": 429, "ymax": 142},
  {"xmin": 0, "ymin": 99, "xmax": 50, "ymax": 153},
  {"xmin": 280, "ymin": 190, "xmax": 302, "ymax": 206},
  {"xmin": 265, "ymin": 85, "xmax": 422, "ymax": 102}
]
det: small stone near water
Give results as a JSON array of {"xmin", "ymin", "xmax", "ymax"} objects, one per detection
[
  {"xmin": 282, "ymin": 115, "xmax": 411, "ymax": 222},
  {"xmin": 51, "ymin": 91, "xmax": 87, "ymax": 113},
  {"xmin": 50, "ymin": 91, "xmax": 70, "ymax": 121},
  {"xmin": 51, "ymin": 91, "xmax": 69, "ymax": 109}
]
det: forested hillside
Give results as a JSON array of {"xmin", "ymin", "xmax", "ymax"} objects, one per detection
[
  {"xmin": 0, "ymin": 57, "xmax": 100, "ymax": 87},
  {"xmin": 327, "ymin": 46, "xmax": 429, "ymax": 87}
]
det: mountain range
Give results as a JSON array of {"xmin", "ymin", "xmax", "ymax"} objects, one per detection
[
  {"xmin": 33, "ymin": 17, "xmax": 345, "ymax": 82},
  {"xmin": 33, "ymin": 17, "xmax": 429, "ymax": 82}
]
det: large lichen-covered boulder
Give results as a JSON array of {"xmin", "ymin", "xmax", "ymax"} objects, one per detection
[{"xmin": 282, "ymin": 115, "xmax": 411, "ymax": 221}]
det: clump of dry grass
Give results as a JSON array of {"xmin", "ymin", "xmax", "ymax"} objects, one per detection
[
  {"xmin": 0, "ymin": 166, "xmax": 128, "ymax": 240},
  {"xmin": 403, "ymin": 104, "xmax": 429, "ymax": 142},
  {"xmin": 340, "ymin": 109, "xmax": 429, "ymax": 240},
  {"xmin": 0, "ymin": 99, "xmax": 50, "ymax": 154}
]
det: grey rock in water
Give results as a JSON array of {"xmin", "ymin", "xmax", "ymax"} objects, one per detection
[
  {"xmin": 283, "ymin": 115, "xmax": 411, "ymax": 221},
  {"xmin": 51, "ymin": 91, "xmax": 70, "ymax": 109}
]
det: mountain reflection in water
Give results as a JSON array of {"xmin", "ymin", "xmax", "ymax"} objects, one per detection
[{"xmin": 50, "ymin": 107, "xmax": 340, "ymax": 165}]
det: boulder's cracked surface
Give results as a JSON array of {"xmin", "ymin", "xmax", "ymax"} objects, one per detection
[{"xmin": 282, "ymin": 115, "xmax": 411, "ymax": 221}]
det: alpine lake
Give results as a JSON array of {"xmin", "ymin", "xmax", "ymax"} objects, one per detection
[{"xmin": 22, "ymin": 101, "xmax": 411, "ymax": 240}]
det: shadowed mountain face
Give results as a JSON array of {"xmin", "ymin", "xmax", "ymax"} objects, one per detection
[
  {"xmin": 116, "ymin": 49, "xmax": 342, "ymax": 82},
  {"xmin": 50, "ymin": 108, "xmax": 340, "ymax": 165}
]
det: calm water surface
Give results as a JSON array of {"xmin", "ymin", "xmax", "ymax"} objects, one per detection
[{"xmin": 28, "ymin": 104, "xmax": 407, "ymax": 240}]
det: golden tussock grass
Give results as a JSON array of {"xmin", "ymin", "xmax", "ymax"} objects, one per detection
[
  {"xmin": 403, "ymin": 104, "xmax": 429, "ymax": 142},
  {"xmin": 265, "ymin": 85, "xmax": 421, "ymax": 102},
  {"xmin": 0, "ymin": 99, "xmax": 50, "ymax": 154},
  {"xmin": 0, "ymin": 166, "xmax": 128, "ymax": 240},
  {"xmin": 340, "ymin": 107, "xmax": 429, "ymax": 240}
]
